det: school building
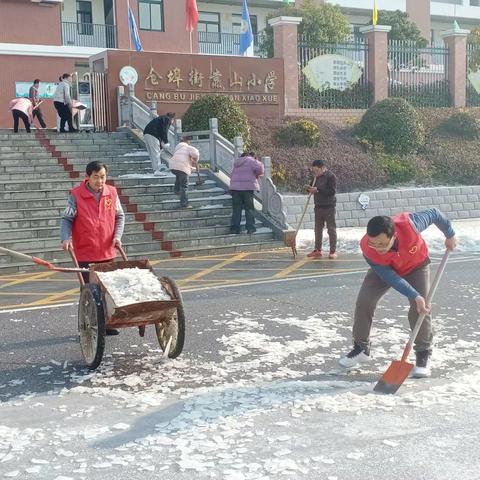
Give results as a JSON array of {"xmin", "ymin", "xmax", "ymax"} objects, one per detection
[{"xmin": 1, "ymin": 0, "xmax": 480, "ymax": 128}]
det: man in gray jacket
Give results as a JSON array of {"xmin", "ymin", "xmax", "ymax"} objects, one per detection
[{"xmin": 53, "ymin": 73, "xmax": 77, "ymax": 133}]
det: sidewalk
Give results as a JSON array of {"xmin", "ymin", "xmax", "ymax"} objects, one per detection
[{"xmin": 296, "ymin": 218, "xmax": 480, "ymax": 254}]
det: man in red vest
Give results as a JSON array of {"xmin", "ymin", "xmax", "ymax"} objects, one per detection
[
  {"xmin": 339, "ymin": 208, "xmax": 457, "ymax": 378},
  {"xmin": 61, "ymin": 161, "xmax": 125, "ymax": 335}
]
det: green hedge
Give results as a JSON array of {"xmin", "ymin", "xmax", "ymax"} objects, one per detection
[
  {"xmin": 182, "ymin": 95, "xmax": 251, "ymax": 148},
  {"xmin": 355, "ymin": 98, "xmax": 425, "ymax": 155}
]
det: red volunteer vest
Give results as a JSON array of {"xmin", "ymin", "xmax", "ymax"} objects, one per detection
[
  {"xmin": 71, "ymin": 180, "xmax": 117, "ymax": 262},
  {"xmin": 360, "ymin": 212, "xmax": 429, "ymax": 276}
]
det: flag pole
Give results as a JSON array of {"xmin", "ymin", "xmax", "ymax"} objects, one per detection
[
  {"xmin": 127, "ymin": 0, "xmax": 132, "ymax": 51},
  {"xmin": 190, "ymin": 31, "xmax": 193, "ymax": 54}
]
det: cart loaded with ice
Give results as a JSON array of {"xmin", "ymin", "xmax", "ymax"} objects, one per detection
[{"xmin": 0, "ymin": 245, "xmax": 185, "ymax": 369}]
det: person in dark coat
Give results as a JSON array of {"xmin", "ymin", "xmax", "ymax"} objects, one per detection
[
  {"xmin": 143, "ymin": 112, "xmax": 175, "ymax": 175},
  {"xmin": 305, "ymin": 159, "xmax": 338, "ymax": 259},
  {"xmin": 29, "ymin": 79, "xmax": 47, "ymax": 129}
]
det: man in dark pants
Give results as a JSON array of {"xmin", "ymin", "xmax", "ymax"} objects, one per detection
[
  {"xmin": 339, "ymin": 209, "xmax": 457, "ymax": 378},
  {"xmin": 53, "ymin": 73, "xmax": 77, "ymax": 133},
  {"xmin": 306, "ymin": 160, "xmax": 337, "ymax": 259},
  {"xmin": 29, "ymin": 79, "xmax": 47, "ymax": 129},
  {"xmin": 60, "ymin": 161, "xmax": 125, "ymax": 335}
]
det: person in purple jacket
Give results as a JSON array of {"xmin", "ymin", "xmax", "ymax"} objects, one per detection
[{"xmin": 229, "ymin": 152, "xmax": 265, "ymax": 234}]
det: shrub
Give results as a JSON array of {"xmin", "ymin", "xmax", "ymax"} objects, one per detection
[
  {"xmin": 442, "ymin": 112, "xmax": 480, "ymax": 139},
  {"xmin": 355, "ymin": 98, "xmax": 425, "ymax": 155},
  {"xmin": 250, "ymin": 117, "xmax": 387, "ymax": 193},
  {"xmin": 274, "ymin": 119, "xmax": 320, "ymax": 147},
  {"xmin": 182, "ymin": 95, "xmax": 251, "ymax": 148},
  {"xmin": 375, "ymin": 152, "xmax": 416, "ymax": 184}
]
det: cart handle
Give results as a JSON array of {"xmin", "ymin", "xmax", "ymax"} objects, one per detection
[
  {"xmin": 116, "ymin": 244, "xmax": 128, "ymax": 261},
  {"xmin": 69, "ymin": 244, "xmax": 129, "ymax": 287},
  {"xmin": 68, "ymin": 245, "xmax": 85, "ymax": 287}
]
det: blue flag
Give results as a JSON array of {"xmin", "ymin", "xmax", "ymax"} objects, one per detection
[
  {"xmin": 239, "ymin": 0, "xmax": 253, "ymax": 56},
  {"xmin": 128, "ymin": 6, "xmax": 143, "ymax": 52}
]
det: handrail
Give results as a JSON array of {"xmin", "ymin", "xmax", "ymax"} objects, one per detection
[{"xmin": 117, "ymin": 87, "xmax": 289, "ymax": 229}]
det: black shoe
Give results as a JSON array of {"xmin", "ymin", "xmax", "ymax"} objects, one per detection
[
  {"xmin": 247, "ymin": 229, "xmax": 256, "ymax": 234},
  {"xmin": 59, "ymin": 129, "xmax": 66, "ymax": 133},
  {"xmin": 230, "ymin": 227, "xmax": 240, "ymax": 234},
  {"xmin": 106, "ymin": 328, "xmax": 120, "ymax": 336}
]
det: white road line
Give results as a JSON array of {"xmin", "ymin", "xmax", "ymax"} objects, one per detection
[{"xmin": 1, "ymin": 254, "xmax": 478, "ymax": 314}]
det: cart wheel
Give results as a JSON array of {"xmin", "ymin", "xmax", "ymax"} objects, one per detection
[
  {"xmin": 78, "ymin": 283, "xmax": 106, "ymax": 369},
  {"xmin": 155, "ymin": 276, "xmax": 185, "ymax": 358}
]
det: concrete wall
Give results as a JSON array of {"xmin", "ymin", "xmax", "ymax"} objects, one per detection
[
  {"xmin": 0, "ymin": 55, "xmax": 77, "ymax": 129},
  {"xmin": 284, "ymin": 186, "xmax": 480, "ymax": 229},
  {"xmin": 0, "ymin": 0, "xmax": 62, "ymax": 45},
  {"xmin": 115, "ymin": 0, "xmax": 193, "ymax": 53}
]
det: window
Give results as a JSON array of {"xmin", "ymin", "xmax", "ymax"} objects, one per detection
[
  {"xmin": 232, "ymin": 14, "xmax": 258, "ymax": 44},
  {"xmin": 198, "ymin": 12, "xmax": 221, "ymax": 42},
  {"xmin": 139, "ymin": 0, "xmax": 164, "ymax": 31},
  {"xmin": 77, "ymin": 1, "xmax": 93, "ymax": 35}
]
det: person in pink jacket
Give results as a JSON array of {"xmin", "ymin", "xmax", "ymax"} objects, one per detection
[
  {"xmin": 8, "ymin": 98, "xmax": 33, "ymax": 133},
  {"xmin": 168, "ymin": 137, "xmax": 200, "ymax": 209},
  {"xmin": 229, "ymin": 151, "xmax": 264, "ymax": 234}
]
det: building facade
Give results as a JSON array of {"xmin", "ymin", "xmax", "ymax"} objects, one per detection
[{"xmin": 0, "ymin": 0, "xmax": 480, "ymax": 128}]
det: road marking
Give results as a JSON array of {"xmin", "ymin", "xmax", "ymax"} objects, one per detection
[
  {"xmin": 26, "ymin": 287, "xmax": 80, "ymax": 307},
  {"xmin": 0, "ymin": 268, "xmax": 367, "ymax": 313},
  {"xmin": 178, "ymin": 252, "xmax": 249, "ymax": 284},
  {"xmin": 273, "ymin": 257, "xmax": 312, "ymax": 279},
  {"xmin": 0, "ymin": 271, "xmax": 55, "ymax": 289}
]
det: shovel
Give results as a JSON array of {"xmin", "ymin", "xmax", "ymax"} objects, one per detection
[
  {"xmin": 284, "ymin": 178, "xmax": 317, "ymax": 259},
  {"xmin": 374, "ymin": 250, "xmax": 450, "ymax": 394},
  {"xmin": 0, "ymin": 245, "xmax": 89, "ymax": 273}
]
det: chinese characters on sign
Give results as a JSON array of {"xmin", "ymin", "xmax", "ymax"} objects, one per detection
[
  {"xmin": 302, "ymin": 54, "xmax": 363, "ymax": 93},
  {"xmin": 144, "ymin": 65, "xmax": 279, "ymax": 105}
]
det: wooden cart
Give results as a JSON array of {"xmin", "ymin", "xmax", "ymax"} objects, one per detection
[{"xmin": 71, "ymin": 248, "xmax": 185, "ymax": 369}]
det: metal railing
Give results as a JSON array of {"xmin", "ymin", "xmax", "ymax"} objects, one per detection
[
  {"xmin": 466, "ymin": 43, "xmax": 480, "ymax": 107},
  {"xmin": 116, "ymin": 88, "xmax": 288, "ymax": 229},
  {"xmin": 298, "ymin": 36, "xmax": 371, "ymax": 109},
  {"xmin": 61, "ymin": 22, "xmax": 117, "ymax": 48},
  {"xmin": 388, "ymin": 40, "xmax": 451, "ymax": 107},
  {"xmin": 198, "ymin": 31, "xmax": 265, "ymax": 57}
]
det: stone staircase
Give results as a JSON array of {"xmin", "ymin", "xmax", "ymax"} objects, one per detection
[{"xmin": 0, "ymin": 129, "xmax": 282, "ymax": 273}]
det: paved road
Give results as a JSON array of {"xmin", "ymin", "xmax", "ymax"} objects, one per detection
[{"xmin": 1, "ymin": 252, "xmax": 480, "ymax": 479}]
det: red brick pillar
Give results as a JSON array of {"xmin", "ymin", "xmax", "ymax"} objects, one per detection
[
  {"xmin": 360, "ymin": 25, "xmax": 392, "ymax": 105},
  {"xmin": 443, "ymin": 28, "xmax": 470, "ymax": 108},
  {"xmin": 268, "ymin": 16, "xmax": 302, "ymax": 113}
]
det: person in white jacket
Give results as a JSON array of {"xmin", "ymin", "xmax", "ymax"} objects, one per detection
[{"xmin": 168, "ymin": 137, "xmax": 200, "ymax": 209}]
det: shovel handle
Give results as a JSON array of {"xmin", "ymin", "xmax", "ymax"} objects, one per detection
[
  {"xmin": 294, "ymin": 177, "xmax": 317, "ymax": 234},
  {"xmin": 404, "ymin": 250, "xmax": 450, "ymax": 356},
  {"xmin": 0, "ymin": 246, "xmax": 36, "ymax": 263}
]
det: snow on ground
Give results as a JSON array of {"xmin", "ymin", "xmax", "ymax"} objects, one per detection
[
  {"xmin": 1, "ymin": 219, "xmax": 480, "ymax": 478},
  {"xmin": 296, "ymin": 219, "xmax": 480, "ymax": 254},
  {"xmin": 1, "ymin": 302, "xmax": 480, "ymax": 478},
  {"xmin": 122, "ymin": 151, "xmax": 149, "ymax": 157}
]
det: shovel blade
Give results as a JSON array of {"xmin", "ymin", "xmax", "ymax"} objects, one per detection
[{"xmin": 373, "ymin": 360, "xmax": 414, "ymax": 394}]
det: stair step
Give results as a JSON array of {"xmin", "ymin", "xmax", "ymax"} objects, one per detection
[
  {"xmin": 0, "ymin": 241, "xmax": 285, "ymax": 274},
  {"xmin": 0, "ymin": 232, "xmax": 277, "ymax": 266},
  {"xmin": 0, "ymin": 129, "xmax": 279, "ymax": 274}
]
